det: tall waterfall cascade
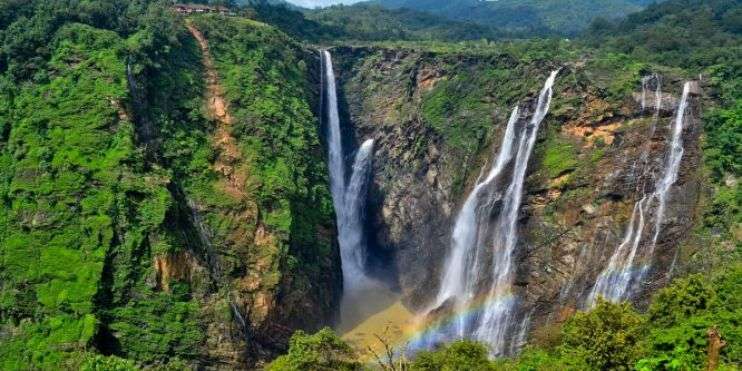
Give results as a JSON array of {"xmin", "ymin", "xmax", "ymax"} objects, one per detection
[
  {"xmin": 588, "ymin": 80, "xmax": 692, "ymax": 305},
  {"xmin": 340, "ymin": 139, "xmax": 375, "ymax": 290},
  {"xmin": 321, "ymin": 50, "xmax": 376, "ymax": 298},
  {"xmin": 419, "ymin": 71, "xmax": 559, "ymax": 356},
  {"xmin": 322, "ymin": 50, "xmax": 347, "ymax": 213}
]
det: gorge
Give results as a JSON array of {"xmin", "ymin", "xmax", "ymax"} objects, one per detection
[{"xmin": 0, "ymin": 1, "xmax": 739, "ymax": 369}]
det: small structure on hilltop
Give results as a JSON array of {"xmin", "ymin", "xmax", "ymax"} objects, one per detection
[{"xmin": 173, "ymin": 3, "xmax": 232, "ymax": 15}]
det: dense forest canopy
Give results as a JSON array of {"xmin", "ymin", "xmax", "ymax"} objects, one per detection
[
  {"xmin": 362, "ymin": 0, "xmax": 658, "ymax": 35},
  {"xmin": 0, "ymin": 0, "xmax": 739, "ymax": 369}
]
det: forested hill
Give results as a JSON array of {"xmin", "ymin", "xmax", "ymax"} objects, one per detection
[
  {"xmin": 249, "ymin": 2, "xmax": 504, "ymax": 42},
  {"xmin": 0, "ymin": 0, "xmax": 739, "ymax": 369},
  {"xmin": 583, "ymin": 0, "xmax": 742, "ymax": 69},
  {"xmin": 363, "ymin": 0, "xmax": 659, "ymax": 35},
  {"xmin": 303, "ymin": 4, "xmax": 503, "ymax": 41}
]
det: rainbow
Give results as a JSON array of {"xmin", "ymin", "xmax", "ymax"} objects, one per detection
[{"xmin": 388, "ymin": 290, "xmax": 518, "ymax": 355}]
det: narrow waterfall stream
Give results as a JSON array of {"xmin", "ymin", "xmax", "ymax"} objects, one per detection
[
  {"xmin": 321, "ymin": 50, "xmax": 415, "ymax": 351},
  {"xmin": 588, "ymin": 81, "xmax": 692, "ymax": 305},
  {"xmin": 322, "ymin": 50, "xmax": 375, "ymax": 293},
  {"xmin": 340, "ymin": 139, "xmax": 375, "ymax": 290},
  {"xmin": 414, "ymin": 71, "xmax": 559, "ymax": 356},
  {"xmin": 322, "ymin": 50, "xmax": 347, "ymax": 214},
  {"xmin": 322, "ymin": 49, "xmax": 373, "ymax": 295}
]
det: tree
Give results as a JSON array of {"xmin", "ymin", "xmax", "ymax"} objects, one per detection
[
  {"xmin": 560, "ymin": 299, "xmax": 645, "ymax": 370},
  {"xmin": 637, "ymin": 269, "xmax": 742, "ymax": 370},
  {"xmin": 411, "ymin": 340, "xmax": 495, "ymax": 371},
  {"xmin": 266, "ymin": 328, "xmax": 363, "ymax": 371}
]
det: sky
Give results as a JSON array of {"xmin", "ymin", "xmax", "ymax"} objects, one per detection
[{"xmin": 284, "ymin": 0, "xmax": 364, "ymax": 8}]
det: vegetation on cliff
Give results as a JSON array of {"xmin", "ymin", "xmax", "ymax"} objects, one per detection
[
  {"xmin": 0, "ymin": 0, "xmax": 739, "ymax": 369},
  {"xmin": 0, "ymin": 1, "xmax": 337, "ymax": 368},
  {"xmin": 270, "ymin": 267, "xmax": 741, "ymax": 370}
]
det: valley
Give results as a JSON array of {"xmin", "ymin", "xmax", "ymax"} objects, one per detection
[{"xmin": 0, "ymin": 0, "xmax": 739, "ymax": 370}]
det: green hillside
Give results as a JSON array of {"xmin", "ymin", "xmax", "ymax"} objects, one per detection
[
  {"xmin": 0, "ymin": 0, "xmax": 739, "ymax": 369},
  {"xmin": 366, "ymin": 0, "xmax": 654, "ymax": 35}
]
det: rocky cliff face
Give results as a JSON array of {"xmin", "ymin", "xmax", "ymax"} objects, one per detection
[
  {"xmin": 331, "ymin": 46, "xmax": 706, "ymax": 343},
  {"xmin": 332, "ymin": 46, "xmax": 553, "ymax": 309}
]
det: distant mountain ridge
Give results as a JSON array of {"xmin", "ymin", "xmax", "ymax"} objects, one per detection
[
  {"xmin": 362, "ymin": 0, "xmax": 662, "ymax": 35},
  {"xmin": 303, "ymin": 4, "xmax": 504, "ymax": 41}
]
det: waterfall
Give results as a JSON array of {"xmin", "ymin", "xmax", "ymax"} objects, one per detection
[
  {"xmin": 474, "ymin": 70, "xmax": 558, "ymax": 354},
  {"xmin": 340, "ymin": 139, "xmax": 375, "ymax": 289},
  {"xmin": 640, "ymin": 75, "xmax": 650, "ymax": 111},
  {"xmin": 321, "ymin": 50, "xmax": 375, "ymax": 295},
  {"xmin": 431, "ymin": 106, "xmax": 520, "ymax": 338},
  {"xmin": 422, "ymin": 71, "xmax": 559, "ymax": 355},
  {"xmin": 322, "ymin": 50, "xmax": 346, "ymax": 212},
  {"xmin": 649, "ymin": 82, "xmax": 691, "ymax": 253},
  {"xmin": 588, "ymin": 81, "xmax": 691, "ymax": 305}
]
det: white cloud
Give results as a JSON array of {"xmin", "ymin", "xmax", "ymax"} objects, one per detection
[{"xmin": 284, "ymin": 0, "xmax": 364, "ymax": 8}]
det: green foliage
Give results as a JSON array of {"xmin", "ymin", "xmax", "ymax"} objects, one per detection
[
  {"xmin": 496, "ymin": 347, "xmax": 587, "ymax": 370},
  {"xmin": 0, "ymin": 4, "xmax": 204, "ymax": 368},
  {"xmin": 638, "ymin": 269, "xmax": 742, "ymax": 370},
  {"xmin": 109, "ymin": 294, "xmax": 203, "ymax": 363},
  {"xmin": 190, "ymin": 15, "xmax": 335, "ymax": 267},
  {"xmin": 500, "ymin": 271, "xmax": 741, "ymax": 370},
  {"xmin": 0, "ymin": 0, "xmax": 173, "ymax": 80},
  {"xmin": 583, "ymin": 0, "xmax": 742, "ymax": 71},
  {"xmin": 305, "ymin": 4, "xmax": 502, "ymax": 42},
  {"xmin": 0, "ymin": 22, "xmax": 153, "ymax": 368},
  {"xmin": 540, "ymin": 135, "xmax": 579, "ymax": 179},
  {"xmin": 411, "ymin": 340, "xmax": 495, "ymax": 370},
  {"xmin": 266, "ymin": 328, "xmax": 363, "ymax": 371},
  {"xmin": 368, "ymin": 0, "xmax": 650, "ymax": 36},
  {"xmin": 421, "ymin": 65, "xmax": 540, "ymax": 157},
  {"xmin": 78, "ymin": 354, "xmax": 139, "ymax": 371},
  {"xmin": 704, "ymin": 101, "xmax": 742, "ymax": 180},
  {"xmin": 647, "ymin": 275, "xmax": 716, "ymax": 327},
  {"xmin": 583, "ymin": 51, "xmax": 648, "ymax": 103},
  {"xmin": 560, "ymin": 299, "xmax": 645, "ymax": 370},
  {"xmin": 421, "ymin": 73, "xmax": 490, "ymax": 155}
]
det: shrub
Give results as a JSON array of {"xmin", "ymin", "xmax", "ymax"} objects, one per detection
[
  {"xmin": 266, "ymin": 328, "xmax": 363, "ymax": 371},
  {"xmin": 411, "ymin": 340, "xmax": 495, "ymax": 371},
  {"xmin": 560, "ymin": 299, "xmax": 645, "ymax": 370}
]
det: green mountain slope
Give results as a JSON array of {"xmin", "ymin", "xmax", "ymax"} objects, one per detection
[
  {"xmin": 0, "ymin": 0, "xmax": 738, "ymax": 369},
  {"xmin": 304, "ymin": 4, "xmax": 503, "ymax": 41},
  {"xmin": 0, "ymin": 1, "xmax": 339, "ymax": 368},
  {"xmin": 365, "ymin": 0, "xmax": 654, "ymax": 35},
  {"xmin": 248, "ymin": 2, "xmax": 503, "ymax": 42}
]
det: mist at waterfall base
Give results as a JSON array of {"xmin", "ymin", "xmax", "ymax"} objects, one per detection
[
  {"xmin": 321, "ymin": 50, "xmax": 412, "ymax": 339},
  {"xmin": 587, "ymin": 80, "xmax": 692, "ymax": 306}
]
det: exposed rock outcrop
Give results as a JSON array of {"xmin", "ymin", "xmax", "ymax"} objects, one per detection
[{"xmin": 331, "ymin": 46, "xmax": 705, "ymax": 347}]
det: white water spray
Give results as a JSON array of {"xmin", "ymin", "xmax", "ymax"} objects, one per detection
[
  {"xmin": 431, "ymin": 106, "xmax": 520, "ymax": 339},
  {"xmin": 322, "ymin": 50, "xmax": 375, "ymax": 295},
  {"xmin": 423, "ymin": 71, "xmax": 559, "ymax": 355},
  {"xmin": 340, "ymin": 139, "xmax": 375, "ymax": 288},
  {"xmin": 588, "ymin": 81, "xmax": 691, "ymax": 305},
  {"xmin": 474, "ymin": 70, "xmax": 558, "ymax": 354},
  {"xmin": 322, "ymin": 50, "xmax": 346, "ymax": 211}
]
